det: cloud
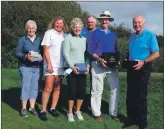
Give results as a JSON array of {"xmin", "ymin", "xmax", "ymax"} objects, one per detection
[{"xmin": 78, "ymin": 1, "xmax": 163, "ymax": 35}]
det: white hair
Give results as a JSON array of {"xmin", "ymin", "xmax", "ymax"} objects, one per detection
[
  {"xmin": 133, "ymin": 16, "xmax": 146, "ymax": 24},
  {"xmin": 70, "ymin": 17, "xmax": 83, "ymax": 30},
  {"xmin": 88, "ymin": 15, "xmax": 97, "ymax": 23},
  {"xmin": 25, "ymin": 20, "xmax": 37, "ymax": 30}
]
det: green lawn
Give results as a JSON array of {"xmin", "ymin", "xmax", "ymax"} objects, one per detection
[{"xmin": 1, "ymin": 69, "xmax": 163, "ymax": 129}]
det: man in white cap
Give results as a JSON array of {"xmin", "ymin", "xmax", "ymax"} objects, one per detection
[{"xmin": 88, "ymin": 10, "xmax": 120, "ymax": 122}]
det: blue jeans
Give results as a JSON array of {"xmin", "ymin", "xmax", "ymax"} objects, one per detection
[{"xmin": 19, "ymin": 66, "xmax": 40, "ymax": 100}]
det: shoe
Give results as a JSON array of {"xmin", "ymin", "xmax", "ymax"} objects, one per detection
[
  {"xmin": 122, "ymin": 118, "xmax": 137, "ymax": 128},
  {"xmin": 95, "ymin": 116, "xmax": 103, "ymax": 122},
  {"xmin": 50, "ymin": 109, "xmax": 59, "ymax": 117},
  {"xmin": 138, "ymin": 125, "xmax": 148, "ymax": 129},
  {"xmin": 67, "ymin": 113, "xmax": 75, "ymax": 122},
  {"xmin": 75, "ymin": 111, "xmax": 84, "ymax": 121},
  {"xmin": 29, "ymin": 108, "xmax": 38, "ymax": 116},
  {"xmin": 39, "ymin": 111, "xmax": 48, "ymax": 121},
  {"xmin": 110, "ymin": 116, "xmax": 119, "ymax": 122},
  {"xmin": 21, "ymin": 109, "xmax": 28, "ymax": 117}
]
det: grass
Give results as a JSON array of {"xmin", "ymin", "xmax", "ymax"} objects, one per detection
[{"xmin": 1, "ymin": 69, "xmax": 163, "ymax": 129}]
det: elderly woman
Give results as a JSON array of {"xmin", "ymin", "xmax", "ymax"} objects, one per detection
[
  {"xmin": 15, "ymin": 20, "xmax": 42, "ymax": 117},
  {"xmin": 63, "ymin": 18, "xmax": 90, "ymax": 122},
  {"xmin": 39, "ymin": 17, "xmax": 68, "ymax": 121}
]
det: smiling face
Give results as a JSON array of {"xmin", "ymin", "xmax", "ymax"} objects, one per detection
[
  {"xmin": 27, "ymin": 23, "xmax": 36, "ymax": 37},
  {"xmin": 54, "ymin": 19, "xmax": 64, "ymax": 33},
  {"xmin": 133, "ymin": 16, "xmax": 145, "ymax": 33},
  {"xmin": 88, "ymin": 17, "xmax": 96, "ymax": 30},
  {"xmin": 99, "ymin": 18, "xmax": 110, "ymax": 30},
  {"xmin": 72, "ymin": 24, "xmax": 82, "ymax": 36}
]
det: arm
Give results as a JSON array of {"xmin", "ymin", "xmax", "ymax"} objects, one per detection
[
  {"xmin": 134, "ymin": 33, "xmax": 160, "ymax": 70},
  {"xmin": 43, "ymin": 46, "xmax": 53, "ymax": 73},
  {"xmin": 41, "ymin": 31, "xmax": 53, "ymax": 73},
  {"xmin": 63, "ymin": 36, "xmax": 79, "ymax": 74},
  {"xmin": 145, "ymin": 34, "xmax": 160, "ymax": 63},
  {"xmin": 145, "ymin": 52, "xmax": 159, "ymax": 63},
  {"xmin": 63, "ymin": 37, "xmax": 74, "ymax": 68},
  {"xmin": 15, "ymin": 37, "xmax": 26, "ymax": 60},
  {"xmin": 115, "ymin": 39, "xmax": 121, "ymax": 61},
  {"xmin": 85, "ymin": 40, "xmax": 90, "ymax": 73}
]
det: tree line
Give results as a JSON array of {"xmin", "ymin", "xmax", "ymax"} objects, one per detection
[{"xmin": 1, "ymin": 1, "xmax": 163, "ymax": 72}]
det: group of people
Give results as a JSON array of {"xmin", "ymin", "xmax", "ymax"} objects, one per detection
[{"xmin": 15, "ymin": 10, "xmax": 159, "ymax": 129}]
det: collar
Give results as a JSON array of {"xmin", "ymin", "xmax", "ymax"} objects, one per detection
[
  {"xmin": 86, "ymin": 27, "xmax": 97, "ymax": 32},
  {"xmin": 52, "ymin": 29, "xmax": 64, "ymax": 35},
  {"xmin": 71, "ymin": 32, "xmax": 82, "ymax": 38},
  {"xmin": 25, "ymin": 35, "xmax": 37, "ymax": 40},
  {"xmin": 99, "ymin": 27, "xmax": 111, "ymax": 34},
  {"xmin": 135, "ymin": 29, "xmax": 145, "ymax": 36}
]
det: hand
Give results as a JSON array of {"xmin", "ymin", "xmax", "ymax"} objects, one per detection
[
  {"xmin": 38, "ymin": 56, "xmax": 43, "ymax": 62},
  {"xmin": 26, "ymin": 53, "xmax": 33, "ymax": 61},
  {"xmin": 47, "ymin": 64, "xmax": 54, "ymax": 73},
  {"xmin": 85, "ymin": 66, "xmax": 90, "ymax": 74},
  {"xmin": 98, "ymin": 58, "xmax": 107, "ymax": 67},
  {"xmin": 71, "ymin": 66, "xmax": 79, "ymax": 74},
  {"xmin": 116, "ymin": 61, "xmax": 121, "ymax": 68},
  {"xmin": 133, "ymin": 60, "xmax": 144, "ymax": 70}
]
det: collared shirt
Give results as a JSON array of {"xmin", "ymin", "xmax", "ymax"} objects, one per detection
[
  {"xmin": 41, "ymin": 29, "xmax": 67, "ymax": 68},
  {"xmin": 89, "ymin": 27, "xmax": 117, "ymax": 56},
  {"xmin": 81, "ymin": 27, "xmax": 97, "ymax": 53},
  {"xmin": 128, "ymin": 29, "xmax": 159, "ymax": 61},
  {"xmin": 15, "ymin": 35, "xmax": 42, "ymax": 67},
  {"xmin": 28, "ymin": 35, "xmax": 36, "ymax": 42}
]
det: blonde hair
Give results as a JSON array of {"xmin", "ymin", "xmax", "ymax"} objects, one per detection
[{"xmin": 48, "ymin": 16, "xmax": 68, "ymax": 33}]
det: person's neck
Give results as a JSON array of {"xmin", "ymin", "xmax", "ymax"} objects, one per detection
[
  {"xmin": 87, "ymin": 27, "xmax": 96, "ymax": 32},
  {"xmin": 54, "ymin": 29, "xmax": 63, "ymax": 35},
  {"xmin": 136, "ymin": 29, "xmax": 144, "ymax": 35},
  {"xmin": 58, "ymin": 31, "xmax": 63, "ymax": 35},
  {"xmin": 28, "ymin": 34, "xmax": 36, "ymax": 39},
  {"xmin": 101, "ymin": 26, "xmax": 108, "ymax": 32}
]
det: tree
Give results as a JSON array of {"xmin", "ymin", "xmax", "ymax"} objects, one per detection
[{"xmin": 1, "ymin": 1, "xmax": 89, "ymax": 68}]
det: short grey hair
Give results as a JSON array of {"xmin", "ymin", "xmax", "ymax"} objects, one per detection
[
  {"xmin": 133, "ymin": 15, "xmax": 146, "ymax": 24},
  {"xmin": 70, "ymin": 17, "xmax": 83, "ymax": 30},
  {"xmin": 88, "ymin": 15, "xmax": 97, "ymax": 22},
  {"xmin": 25, "ymin": 20, "xmax": 37, "ymax": 30}
]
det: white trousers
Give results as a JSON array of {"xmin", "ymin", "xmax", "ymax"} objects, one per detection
[{"xmin": 91, "ymin": 61, "xmax": 119, "ymax": 116}]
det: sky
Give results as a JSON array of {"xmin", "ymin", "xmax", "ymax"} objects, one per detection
[{"xmin": 77, "ymin": 1, "xmax": 163, "ymax": 36}]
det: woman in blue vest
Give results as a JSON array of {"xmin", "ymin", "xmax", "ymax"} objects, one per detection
[{"xmin": 15, "ymin": 20, "xmax": 42, "ymax": 117}]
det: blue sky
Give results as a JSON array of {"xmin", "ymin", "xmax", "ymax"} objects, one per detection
[{"xmin": 77, "ymin": 1, "xmax": 163, "ymax": 36}]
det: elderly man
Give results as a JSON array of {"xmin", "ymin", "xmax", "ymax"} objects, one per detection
[
  {"xmin": 81, "ymin": 15, "xmax": 97, "ymax": 102},
  {"xmin": 81, "ymin": 15, "xmax": 97, "ymax": 47},
  {"xmin": 89, "ymin": 10, "xmax": 120, "ymax": 122},
  {"xmin": 123, "ymin": 16, "xmax": 159, "ymax": 129}
]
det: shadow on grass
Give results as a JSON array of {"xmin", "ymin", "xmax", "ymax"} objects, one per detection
[
  {"xmin": 1, "ymin": 87, "xmax": 21, "ymax": 112},
  {"xmin": 1, "ymin": 80, "xmax": 45, "ymax": 113},
  {"xmin": 1, "ymin": 81, "xmax": 127, "ymax": 124}
]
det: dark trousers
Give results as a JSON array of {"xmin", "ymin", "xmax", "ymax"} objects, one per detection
[
  {"xmin": 67, "ymin": 72, "xmax": 87, "ymax": 100},
  {"xmin": 126, "ymin": 62, "xmax": 152, "ymax": 127}
]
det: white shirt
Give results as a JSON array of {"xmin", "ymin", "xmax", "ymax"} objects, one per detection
[
  {"xmin": 41, "ymin": 29, "xmax": 67, "ymax": 68},
  {"xmin": 28, "ymin": 35, "xmax": 36, "ymax": 42}
]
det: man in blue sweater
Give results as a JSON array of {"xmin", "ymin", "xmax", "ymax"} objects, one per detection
[
  {"xmin": 88, "ymin": 10, "xmax": 120, "ymax": 122},
  {"xmin": 81, "ymin": 15, "xmax": 97, "ymax": 108}
]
